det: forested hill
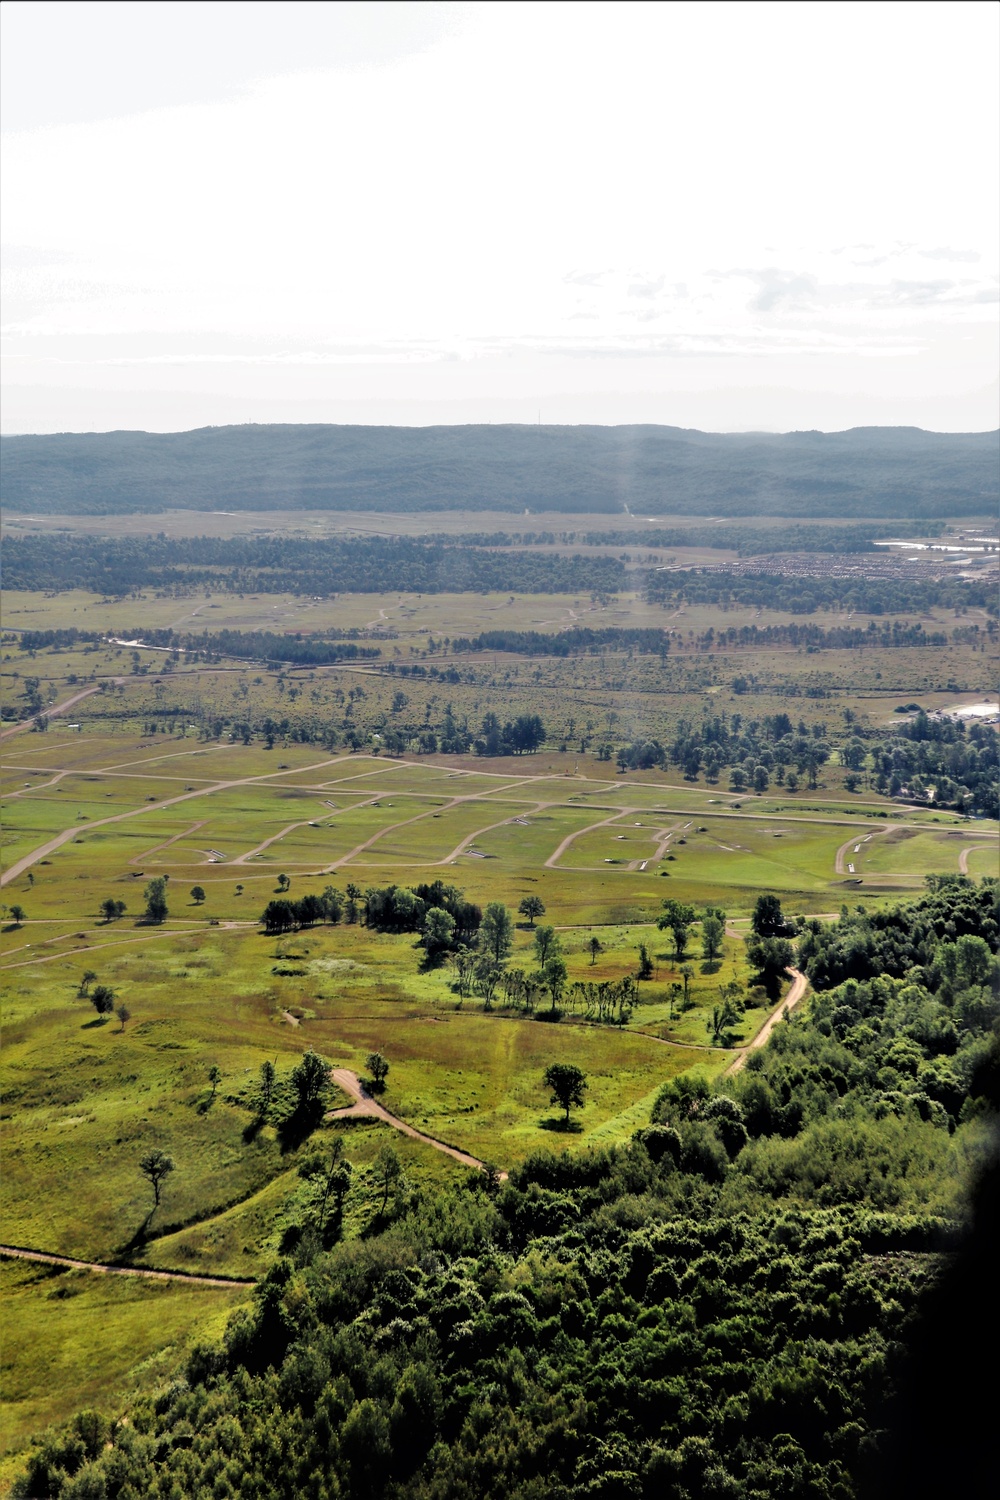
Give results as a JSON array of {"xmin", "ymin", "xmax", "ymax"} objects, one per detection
[{"xmin": 3, "ymin": 423, "xmax": 997, "ymax": 517}]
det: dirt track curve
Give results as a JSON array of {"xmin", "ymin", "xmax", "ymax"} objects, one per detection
[
  {"xmin": 328, "ymin": 1068, "xmax": 506, "ymax": 1177},
  {"xmin": 724, "ymin": 967, "xmax": 809, "ymax": 1076},
  {"xmin": 0, "ymin": 1243, "xmax": 253, "ymax": 1287}
]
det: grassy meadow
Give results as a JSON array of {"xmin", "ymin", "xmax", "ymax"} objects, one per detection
[{"xmin": 1, "ymin": 563, "xmax": 997, "ymax": 1475}]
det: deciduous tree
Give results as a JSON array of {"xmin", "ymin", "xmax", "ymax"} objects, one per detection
[
  {"xmin": 518, "ymin": 895, "xmax": 545, "ymax": 927},
  {"xmin": 291, "ymin": 1049, "xmax": 329, "ymax": 1110},
  {"xmin": 702, "ymin": 914, "xmax": 725, "ymax": 961},
  {"xmin": 91, "ymin": 984, "xmax": 115, "ymax": 1017},
  {"xmin": 139, "ymin": 1149, "xmax": 174, "ymax": 1211},
  {"xmin": 143, "ymin": 876, "xmax": 168, "ymax": 924},
  {"xmin": 480, "ymin": 901, "xmax": 514, "ymax": 965},
  {"xmin": 423, "ymin": 906, "xmax": 456, "ymax": 958},
  {"xmin": 366, "ymin": 1052, "xmax": 390, "ymax": 1092},
  {"xmin": 658, "ymin": 899, "xmax": 696, "ymax": 959},
  {"xmin": 543, "ymin": 1062, "xmax": 588, "ymax": 1124},
  {"xmin": 533, "ymin": 925, "xmax": 559, "ymax": 968}
]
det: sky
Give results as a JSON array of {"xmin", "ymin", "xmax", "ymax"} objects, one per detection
[{"xmin": 1, "ymin": 0, "xmax": 997, "ymax": 434}]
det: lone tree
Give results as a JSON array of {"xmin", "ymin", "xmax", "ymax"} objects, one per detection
[
  {"xmin": 258, "ymin": 1059, "xmax": 277, "ymax": 1114},
  {"xmin": 91, "ymin": 984, "xmax": 115, "ymax": 1018},
  {"xmin": 143, "ymin": 876, "xmax": 168, "ymax": 925},
  {"xmin": 658, "ymin": 899, "xmax": 696, "ymax": 960},
  {"xmin": 518, "ymin": 895, "xmax": 545, "ymax": 928},
  {"xmin": 588, "ymin": 935, "xmax": 603, "ymax": 966},
  {"xmin": 9, "ymin": 905, "xmax": 25, "ymax": 927},
  {"xmin": 366, "ymin": 1051, "xmax": 390, "ymax": 1093},
  {"xmin": 480, "ymin": 901, "xmax": 514, "ymax": 965},
  {"xmin": 701, "ymin": 913, "xmax": 725, "ymax": 961},
  {"xmin": 708, "ymin": 1000, "xmax": 741, "ymax": 1045},
  {"xmin": 78, "ymin": 969, "xmax": 98, "ymax": 997},
  {"xmin": 115, "ymin": 1003, "xmax": 131, "ymax": 1033},
  {"xmin": 637, "ymin": 942, "xmax": 654, "ymax": 980},
  {"xmin": 751, "ymin": 894, "xmax": 792, "ymax": 938},
  {"xmin": 139, "ymin": 1150, "xmax": 174, "ymax": 1212},
  {"xmin": 190, "ymin": 885, "xmax": 206, "ymax": 905},
  {"xmin": 100, "ymin": 898, "xmax": 127, "ymax": 923},
  {"xmin": 277, "ymin": 873, "xmax": 291, "ymax": 893},
  {"xmin": 291, "ymin": 1049, "xmax": 329, "ymax": 1111},
  {"xmin": 317, "ymin": 1138, "xmax": 352, "ymax": 1234},
  {"xmin": 543, "ymin": 1062, "xmax": 588, "ymax": 1126}
]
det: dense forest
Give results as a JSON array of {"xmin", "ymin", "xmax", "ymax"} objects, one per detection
[
  {"xmin": 1, "ymin": 534, "xmax": 626, "ymax": 598},
  {"xmin": 3, "ymin": 424, "xmax": 997, "ymax": 518},
  {"xmin": 15, "ymin": 877, "xmax": 998, "ymax": 1499},
  {"xmin": 644, "ymin": 569, "xmax": 995, "ymax": 617},
  {"xmin": 3, "ymin": 534, "xmax": 995, "ymax": 620}
]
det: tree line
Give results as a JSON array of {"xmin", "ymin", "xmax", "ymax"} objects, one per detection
[
  {"xmin": 1, "ymin": 534, "xmax": 627, "ymax": 598},
  {"xmin": 645, "ymin": 567, "xmax": 995, "ymax": 616},
  {"xmin": 449, "ymin": 617, "xmax": 954, "ymax": 657}
]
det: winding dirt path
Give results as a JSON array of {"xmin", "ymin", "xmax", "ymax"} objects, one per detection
[
  {"xmin": 5, "ymin": 769, "xmax": 71, "ymax": 799},
  {"xmin": 328, "ymin": 1068, "xmax": 505, "ymax": 1176},
  {"xmin": 834, "ymin": 826, "xmax": 890, "ymax": 876},
  {"xmin": 0, "ymin": 1243, "xmax": 253, "ymax": 1287},
  {"xmin": 959, "ymin": 841, "xmax": 996, "ymax": 874},
  {"xmin": 724, "ymin": 967, "xmax": 809, "ymax": 1076}
]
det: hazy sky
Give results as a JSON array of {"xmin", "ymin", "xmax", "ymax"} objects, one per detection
[{"xmin": 2, "ymin": 0, "xmax": 997, "ymax": 433}]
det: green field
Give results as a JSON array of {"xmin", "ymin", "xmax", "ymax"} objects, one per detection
[{"xmin": 2, "ymin": 569, "xmax": 997, "ymax": 1475}]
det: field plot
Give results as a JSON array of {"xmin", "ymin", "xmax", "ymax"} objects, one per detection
[
  {"xmin": 964, "ymin": 842, "xmax": 999, "ymax": 877},
  {"xmin": 860, "ymin": 826, "xmax": 986, "ymax": 881}
]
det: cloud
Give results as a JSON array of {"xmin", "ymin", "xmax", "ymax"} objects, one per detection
[
  {"xmin": 722, "ymin": 268, "xmax": 821, "ymax": 313},
  {"xmin": 627, "ymin": 276, "xmax": 665, "ymax": 300},
  {"xmin": 921, "ymin": 247, "xmax": 981, "ymax": 263}
]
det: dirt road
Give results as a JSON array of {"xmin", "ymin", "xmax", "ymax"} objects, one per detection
[
  {"xmin": 724, "ymin": 967, "xmax": 809, "ymax": 1076},
  {"xmin": 0, "ymin": 1243, "xmax": 253, "ymax": 1287},
  {"xmin": 328, "ymin": 1068, "xmax": 505, "ymax": 1176},
  {"xmin": 0, "ymin": 683, "xmax": 106, "ymax": 742}
]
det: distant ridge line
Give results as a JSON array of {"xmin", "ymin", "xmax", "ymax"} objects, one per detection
[{"xmin": 2, "ymin": 423, "xmax": 996, "ymax": 519}]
